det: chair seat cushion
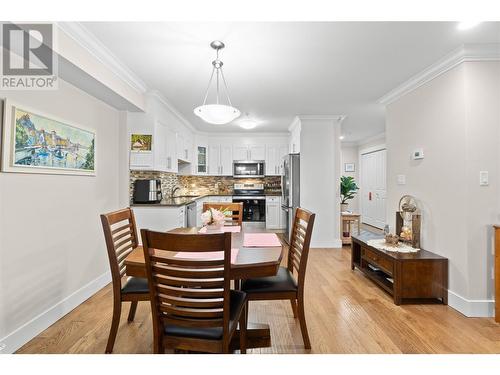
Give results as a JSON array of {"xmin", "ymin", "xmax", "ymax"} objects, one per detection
[
  {"xmin": 241, "ymin": 267, "xmax": 298, "ymax": 294},
  {"xmin": 121, "ymin": 277, "xmax": 149, "ymax": 294},
  {"xmin": 164, "ymin": 290, "xmax": 247, "ymax": 340}
]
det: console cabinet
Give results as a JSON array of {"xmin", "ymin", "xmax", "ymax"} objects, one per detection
[{"xmin": 351, "ymin": 232, "xmax": 448, "ymax": 305}]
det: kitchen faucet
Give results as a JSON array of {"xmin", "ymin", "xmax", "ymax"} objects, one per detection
[{"xmin": 170, "ymin": 186, "xmax": 181, "ymax": 198}]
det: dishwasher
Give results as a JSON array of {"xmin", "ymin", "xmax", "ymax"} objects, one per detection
[{"xmin": 186, "ymin": 202, "xmax": 197, "ymax": 227}]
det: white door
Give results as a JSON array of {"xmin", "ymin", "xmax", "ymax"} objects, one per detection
[{"xmin": 360, "ymin": 149, "xmax": 386, "ymax": 229}]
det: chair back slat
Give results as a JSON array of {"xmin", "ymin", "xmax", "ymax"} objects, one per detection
[
  {"xmin": 287, "ymin": 208, "xmax": 316, "ymax": 287},
  {"xmin": 100, "ymin": 208, "xmax": 140, "ymax": 285},
  {"xmin": 202, "ymin": 202, "xmax": 243, "ymax": 226},
  {"xmin": 141, "ymin": 230, "xmax": 232, "ymax": 336}
]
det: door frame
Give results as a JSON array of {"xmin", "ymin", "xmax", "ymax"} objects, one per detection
[{"xmin": 358, "ymin": 143, "xmax": 386, "ymax": 229}]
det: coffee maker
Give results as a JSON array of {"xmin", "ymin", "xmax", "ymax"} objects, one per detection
[{"xmin": 133, "ymin": 179, "xmax": 162, "ymax": 203}]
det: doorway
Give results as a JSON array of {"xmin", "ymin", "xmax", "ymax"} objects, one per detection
[{"xmin": 360, "ymin": 148, "xmax": 386, "ymax": 229}]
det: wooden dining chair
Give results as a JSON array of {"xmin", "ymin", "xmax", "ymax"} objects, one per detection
[
  {"xmin": 203, "ymin": 202, "xmax": 243, "ymax": 226},
  {"xmin": 100, "ymin": 208, "xmax": 150, "ymax": 353},
  {"xmin": 241, "ymin": 207, "xmax": 316, "ymax": 349},
  {"xmin": 141, "ymin": 229, "xmax": 248, "ymax": 354}
]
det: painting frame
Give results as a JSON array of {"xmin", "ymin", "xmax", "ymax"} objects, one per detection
[
  {"xmin": 344, "ymin": 162, "xmax": 355, "ymax": 172},
  {"xmin": 130, "ymin": 133, "xmax": 152, "ymax": 152},
  {"xmin": 1, "ymin": 99, "xmax": 97, "ymax": 176}
]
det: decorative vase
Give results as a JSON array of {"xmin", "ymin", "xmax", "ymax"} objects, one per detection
[
  {"xmin": 340, "ymin": 203, "xmax": 349, "ymax": 212},
  {"xmin": 206, "ymin": 223, "xmax": 223, "ymax": 233}
]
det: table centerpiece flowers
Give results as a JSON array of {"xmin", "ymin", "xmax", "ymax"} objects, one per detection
[{"xmin": 201, "ymin": 207, "xmax": 227, "ymax": 232}]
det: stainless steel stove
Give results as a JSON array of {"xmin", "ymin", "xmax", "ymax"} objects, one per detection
[{"xmin": 232, "ymin": 183, "xmax": 266, "ymax": 222}]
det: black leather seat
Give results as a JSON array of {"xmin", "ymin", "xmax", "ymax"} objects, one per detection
[
  {"xmin": 241, "ymin": 267, "xmax": 298, "ymax": 294},
  {"xmin": 121, "ymin": 277, "xmax": 149, "ymax": 294},
  {"xmin": 164, "ymin": 290, "xmax": 247, "ymax": 340}
]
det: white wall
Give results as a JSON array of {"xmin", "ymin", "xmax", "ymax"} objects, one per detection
[
  {"xmin": 385, "ymin": 61, "xmax": 500, "ymax": 317},
  {"xmin": 340, "ymin": 145, "xmax": 359, "ymax": 212},
  {"xmin": 300, "ymin": 118, "xmax": 342, "ymax": 248},
  {"xmin": 0, "ymin": 80, "xmax": 123, "ymax": 352}
]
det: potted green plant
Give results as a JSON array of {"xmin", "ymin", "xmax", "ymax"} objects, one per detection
[{"xmin": 340, "ymin": 176, "xmax": 359, "ymax": 212}]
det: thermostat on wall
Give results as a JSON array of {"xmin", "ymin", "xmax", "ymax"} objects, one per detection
[{"xmin": 412, "ymin": 148, "xmax": 424, "ymax": 160}]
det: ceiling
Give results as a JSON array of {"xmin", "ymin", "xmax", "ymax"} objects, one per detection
[{"xmin": 81, "ymin": 22, "xmax": 500, "ymax": 142}]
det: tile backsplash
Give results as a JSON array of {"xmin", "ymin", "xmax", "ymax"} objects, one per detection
[{"xmin": 129, "ymin": 171, "xmax": 281, "ymax": 202}]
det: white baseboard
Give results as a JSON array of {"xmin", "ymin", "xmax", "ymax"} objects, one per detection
[
  {"xmin": 447, "ymin": 290, "xmax": 495, "ymax": 317},
  {"xmin": 0, "ymin": 271, "xmax": 111, "ymax": 354},
  {"xmin": 311, "ymin": 239, "xmax": 343, "ymax": 249}
]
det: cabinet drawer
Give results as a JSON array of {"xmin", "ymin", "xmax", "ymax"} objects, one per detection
[
  {"xmin": 266, "ymin": 196, "xmax": 280, "ymax": 203},
  {"xmin": 363, "ymin": 247, "xmax": 394, "ymax": 275}
]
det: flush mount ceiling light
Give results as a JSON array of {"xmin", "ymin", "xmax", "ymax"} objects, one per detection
[
  {"xmin": 194, "ymin": 41, "xmax": 240, "ymax": 125},
  {"xmin": 457, "ymin": 21, "xmax": 481, "ymax": 30},
  {"xmin": 238, "ymin": 114, "xmax": 258, "ymax": 130}
]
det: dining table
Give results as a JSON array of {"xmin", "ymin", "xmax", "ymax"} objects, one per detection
[{"xmin": 124, "ymin": 225, "xmax": 285, "ymax": 350}]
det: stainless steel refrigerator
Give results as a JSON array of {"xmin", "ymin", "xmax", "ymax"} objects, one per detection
[{"xmin": 281, "ymin": 153, "xmax": 300, "ymax": 243}]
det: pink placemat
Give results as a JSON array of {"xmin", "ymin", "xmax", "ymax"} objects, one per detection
[
  {"xmin": 198, "ymin": 226, "xmax": 241, "ymax": 233},
  {"xmin": 243, "ymin": 233, "xmax": 282, "ymax": 247},
  {"xmin": 173, "ymin": 248, "xmax": 239, "ymax": 263}
]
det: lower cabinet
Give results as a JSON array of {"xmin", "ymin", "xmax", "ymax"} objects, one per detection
[
  {"xmin": 133, "ymin": 206, "xmax": 186, "ymax": 243},
  {"xmin": 266, "ymin": 196, "xmax": 285, "ymax": 230}
]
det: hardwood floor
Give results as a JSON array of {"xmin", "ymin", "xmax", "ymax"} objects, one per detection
[{"xmin": 17, "ymin": 244, "xmax": 500, "ymax": 354}]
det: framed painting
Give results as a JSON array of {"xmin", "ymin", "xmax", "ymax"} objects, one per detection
[
  {"xmin": 344, "ymin": 163, "xmax": 355, "ymax": 172},
  {"xmin": 1, "ymin": 99, "xmax": 96, "ymax": 176},
  {"xmin": 130, "ymin": 134, "xmax": 152, "ymax": 152}
]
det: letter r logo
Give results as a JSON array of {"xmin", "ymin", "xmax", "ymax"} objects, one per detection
[{"xmin": 2, "ymin": 23, "xmax": 53, "ymax": 76}]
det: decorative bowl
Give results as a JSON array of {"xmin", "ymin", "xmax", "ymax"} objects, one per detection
[{"xmin": 385, "ymin": 234, "xmax": 399, "ymax": 246}]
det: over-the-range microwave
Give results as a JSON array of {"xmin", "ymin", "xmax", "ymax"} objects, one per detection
[{"xmin": 233, "ymin": 160, "xmax": 265, "ymax": 178}]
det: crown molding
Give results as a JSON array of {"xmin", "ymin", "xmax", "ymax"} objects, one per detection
[
  {"xmin": 288, "ymin": 114, "xmax": 347, "ymax": 131},
  {"xmin": 147, "ymin": 90, "xmax": 197, "ymax": 132},
  {"xmin": 56, "ymin": 22, "xmax": 148, "ymax": 94},
  {"xmin": 297, "ymin": 114, "xmax": 347, "ymax": 122},
  {"xmin": 378, "ymin": 43, "xmax": 500, "ymax": 106},
  {"xmin": 356, "ymin": 131, "xmax": 386, "ymax": 147}
]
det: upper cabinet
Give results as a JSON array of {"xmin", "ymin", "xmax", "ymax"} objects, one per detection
[
  {"xmin": 266, "ymin": 144, "xmax": 289, "ymax": 176},
  {"xmin": 129, "ymin": 116, "xmax": 177, "ymax": 173},
  {"xmin": 233, "ymin": 144, "xmax": 265, "ymax": 161},
  {"xmin": 177, "ymin": 133, "xmax": 192, "ymax": 163},
  {"xmin": 208, "ymin": 143, "xmax": 233, "ymax": 176}
]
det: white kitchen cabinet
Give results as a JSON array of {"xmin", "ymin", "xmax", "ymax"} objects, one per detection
[
  {"xmin": 165, "ymin": 127, "xmax": 178, "ymax": 173},
  {"xmin": 249, "ymin": 145, "xmax": 265, "ymax": 160},
  {"xmin": 265, "ymin": 144, "xmax": 289, "ymax": 176},
  {"xmin": 208, "ymin": 144, "xmax": 233, "ymax": 175},
  {"xmin": 195, "ymin": 144, "xmax": 208, "ymax": 175},
  {"xmin": 208, "ymin": 145, "xmax": 220, "ymax": 175},
  {"xmin": 177, "ymin": 133, "xmax": 191, "ymax": 163},
  {"xmin": 266, "ymin": 196, "xmax": 283, "ymax": 230},
  {"xmin": 232, "ymin": 144, "xmax": 265, "ymax": 161},
  {"xmin": 133, "ymin": 206, "xmax": 185, "ymax": 243},
  {"xmin": 220, "ymin": 145, "xmax": 233, "ymax": 176},
  {"xmin": 233, "ymin": 145, "xmax": 248, "ymax": 161}
]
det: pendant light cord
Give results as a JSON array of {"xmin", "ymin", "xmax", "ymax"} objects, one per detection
[{"xmin": 200, "ymin": 43, "xmax": 234, "ymax": 108}]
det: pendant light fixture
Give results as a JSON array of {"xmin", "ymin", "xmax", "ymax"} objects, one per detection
[{"xmin": 194, "ymin": 41, "xmax": 240, "ymax": 125}]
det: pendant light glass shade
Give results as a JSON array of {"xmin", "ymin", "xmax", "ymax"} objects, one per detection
[
  {"xmin": 194, "ymin": 104, "xmax": 240, "ymax": 125},
  {"xmin": 194, "ymin": 41, "xmax": 240, "ymax": 125}
]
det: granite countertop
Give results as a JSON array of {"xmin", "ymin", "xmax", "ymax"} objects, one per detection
[{"xmin": 131, "ymin": 192, "xmax": 282, "ymax": 207}]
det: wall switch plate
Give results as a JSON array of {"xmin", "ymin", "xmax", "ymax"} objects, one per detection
[
  {"xmin": 479, "ymin": 171, "xmax": 489, "ymax": 186},
  {"xmin": 412, "ymin": 148, "xmax": 424, "ymax": 160},
  {"xmin": 397, "ymin": 174, "xmax": 406, "ymax": 185}
]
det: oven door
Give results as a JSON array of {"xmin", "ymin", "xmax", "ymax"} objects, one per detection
[
  {"xmin": 233, "ymin": 197, "xmax": 266, "ymax": 222},
  {"xmin": 233, "ymin": 161, "xmax": 265, "ymax": 178}
]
